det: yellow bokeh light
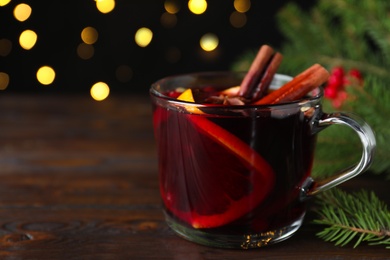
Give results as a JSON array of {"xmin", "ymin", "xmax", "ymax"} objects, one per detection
[
  {"xmin": 0, "ymin": 0, "xmax": 11, "ymax": 7},
  {"xmin": 37, "ymin": 66, "xmax": 55, "ymax": 85},
  {"xmin": 90, "ymin": 82, "xmax": 110, "ymax": 101},
  {"xmin": 0, "ymin": 72, "xmax": 10, "ymax": 90},
  {"xmin": 81, "ymin": 26, "xmax": 98, "ymax": 45},
  {"xmin": 234, "ymin": 0, "xmax": 251, "ymax": 13},
  {"xmin": 164, "ymin": 0, "xmax": 180, "ymax": 14},
  {"xmin": 188, "ymin": 0, "xmax": 207, "ymax": 15},
  {"xmin": 135, "ymin": 27, "xmax": 153, "ymax": 47},
  {"xmin": 200, "ymin": 33, "xmax": 219, "ymax": 52},
  {"xmin": 95, "ymin": 0, "xmax": 115, "ymax": 14},
  {"xmin": 14, "ymin": 3, "xmax": 32, "ymax": 22},
  {"xmin": 19, "ymin": 30, "xmax": 37, "ymax": 50}
]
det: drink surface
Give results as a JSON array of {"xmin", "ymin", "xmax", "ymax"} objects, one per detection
[{"xmin": 153, "ymin": 87, "xmax": 317, "ymax": 235}]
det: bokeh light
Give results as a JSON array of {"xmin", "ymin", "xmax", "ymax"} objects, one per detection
[
  {"xmin": 0, "ymin": 72, "xmax": 10, "ymax": 90},
  {"xmin": 0, "ymin": 0, "xmax": 273, "ymax": 95},
  {"xmin": 95, "ymin": 0, "xmax": 115, "ymax": 14},
  {"xmin": 77, "ymin": 43, "xmax": 95, "ymax": 60},
  {"xmin": 36, "ymin": 66, "xmax": 55, "ymax": 85},
  {"xmin": 164, "ymin": 0, "xmax": 180, "ymax": 14},
  {"xmin": 0, "ymin": 38, "xmax": 12, "ymax": 56},
  {"xmin": 230, "ymin": 11, "xmax": 247, "ymax": 28},
  {"xmin": 14, "ymin": 3, "xmax": 32, "ymax": 22},
  {"xmin": 188, "ymin": 0, "xmax": 207, "ymax": 15},
  {"xmin": 19, "ymin": 30, "xmax": 37, "ymax": 50},
  {"xmin": 135, "ymin": 27, "xmax": 153, "ymax": 47},
  {"xmin": 234, "ymin": 0, "xmax": 251, "ymax": 13},
  {"xmin": 200, "ymin": 33, "xmax": 219, "ymax": 52},
  {"xmin": 81, "ymin": 26, "xmax": 98, "ymax": 44},
  {"xmin": 90, "ymin": 82, "xmax": 110, "ymax": 101},
  {"xmin": 0, "ymin": 0, "xmax": 11, "ymax": 7}
]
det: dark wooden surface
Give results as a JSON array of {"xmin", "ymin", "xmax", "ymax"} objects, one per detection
[{"xmin": 0, "ymin": 94, "xmax": 388, "ymax": 260}]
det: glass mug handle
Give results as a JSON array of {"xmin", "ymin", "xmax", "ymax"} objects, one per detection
[{"xmin": 300, "ymin": 112, "xmax": 376, "ymax": 200}]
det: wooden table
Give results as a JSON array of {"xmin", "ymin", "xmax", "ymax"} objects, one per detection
[{"xmin": 0, "ymin": 94, "xmax": 388, "ymax": 259}]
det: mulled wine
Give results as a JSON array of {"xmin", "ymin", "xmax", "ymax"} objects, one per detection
[
  {"xmin": 152, "ymin": 79, "xmax": 319, "ymax": 248},
  {"xmin": 150, "ymin": 71, "xmax": 375, "ymax": 249}
]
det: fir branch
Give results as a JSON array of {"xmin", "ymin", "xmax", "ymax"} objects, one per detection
[
  {"xmin": 276, "ymin": 0, "xmax": 390, "ymax": 178},
  {"xmin": 276, "ymin": 0, "xmax": 390, "ymax": 76},
  {"xmin": 343, "ymin": 76, "xmax": 390, "ymax": 176},
  {"xmin": 312, "ymin": 75, "xmax": 390, "ymax": 179},
  {"xmin": 313, "ymin": 188, "xmax": 390, "ymax": 248},
  {"xmin": 233, "ymin": 0, "xmax": 390, "ymax": 177}
]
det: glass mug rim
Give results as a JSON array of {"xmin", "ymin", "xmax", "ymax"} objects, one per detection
[{"xmin": 150, "ymin": 71, "xmax": 324, "ymax": 110}]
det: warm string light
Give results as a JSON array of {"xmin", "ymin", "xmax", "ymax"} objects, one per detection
[
  {"xmin": 230, "ymin": 0, "xmax": 250, "ymax": 28},
  {"xmin": 90, "ymin": 82, "xmax": 110, "ymax": 101},
  {"xmin": 36, "ymin": 66, "xmax": 56, "ymax": 85},
  {"xmin": 188, "ymin": 0, "xmax": 207, "ymax": 15},
  {"xmin": 0, "ymin": 72, "xmax": 9, "ymax": 90},
  {"xmin": 95, "ymin": 0, "xmax": 115, "ymax": 14},
  {"xmin": 200, "ymin": 33, "xmax": 219, "ymax": 52},
  {"xmin": 14, "ymin": 3, "xmax": 32, "ymax": 22},
  {"xmin": 77, "ymin": 26, "xmax": 98, "ymax": 60},
  {"xmin": 19, "ymin": 29, "xmax": 37, "ymax": 50},
  {"xmin": 2, "ymin": 2, "xmax": 35, "ymax": 91},
  {"xmin": 0, "ymin": 1, "xmax": 251, "ymax": 98},
  {"xmin": 234, "ymin": 0, "xmax": 251, "ymax": 13},
  {"xmin": 0, "ymin": 0, "xmax": 11, "ymax": 88},
  {"xmin": 81, "ymin": 27, "xmax": 98, "ymax": 44},
  {"xmin": 78, "ymin": 26, "xmax": 110, "ymax": 99},
  {"xmin": 0, "ymin": 0, "xmax": 11, "ymax": 7},
  {"xmin": 135, "ymin": 27, "xmax": 153, "ymax": 47},
  {"xmin": 164, "ymin": 0, "xmax": 180, "ymax": 14}
]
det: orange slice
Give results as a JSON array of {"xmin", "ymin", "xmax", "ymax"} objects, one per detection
[
  {"xmin": 159, "ymin": 89, "xmax": 275, "ymax": 229},
  {"xmin": 177, "ymin": 89, "xmax": 203, "ymax": 114},
  {"xmin": 177, "ymin": 88, "xmax": 195, "ymax": 102}
]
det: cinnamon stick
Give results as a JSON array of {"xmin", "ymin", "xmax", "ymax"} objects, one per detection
[
  {"xmin": 251, "ymin": 52, "xmax": 283, "ymax": 101},
  {"xmin": 254, "ymin": 64, "xmax": 330, "ymax": 105},
  {"xmin": 238, "ymin": 45, "xmax": 283, "ymax": 101}
]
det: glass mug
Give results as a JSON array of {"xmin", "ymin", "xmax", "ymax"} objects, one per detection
[{"xmin": 150, "ymin": 71, "xmax": 376, "ymax": 249}]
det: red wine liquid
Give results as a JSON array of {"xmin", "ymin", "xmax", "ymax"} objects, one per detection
[{"xmin": 153, "ymin": 90, "xmax": 317, "ymax": 235}]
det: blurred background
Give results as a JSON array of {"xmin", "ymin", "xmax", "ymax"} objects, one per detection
[{"xmin": 0, "ymin": 0, "xmax": 309, "ymax": 100}]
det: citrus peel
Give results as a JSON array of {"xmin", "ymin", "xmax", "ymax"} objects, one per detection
[{"xmin": 177, "ymin": 88, "xmax": 203, "ymax": 114}]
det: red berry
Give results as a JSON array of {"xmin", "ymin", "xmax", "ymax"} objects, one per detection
[
  {"xmin": 327, "ymin": 66, "xmax": 345, "ymax": 90},
  {"xmin": 346, "ymin": 68, "xmax": 364, "ymax": 86},
  {"xmin": 349, "ymin": 68, "xmax": 362, "ymax": 80},
  {"xmin": 331, "ymin": 66, "xmax": 345, "ymax": 79},
  {"xmin": 324, "ymin": 85, "xmax": 338, "ymax": 98},
  {"xmin": 328, "ymin": 75, "xmax": 343, "ymax": 88},
  {"xmin": 331, "ymin": 91, "xmax": 348, "ymax": 108}
]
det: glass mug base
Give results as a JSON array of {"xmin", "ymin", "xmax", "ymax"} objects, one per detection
[{"xmin": 165, "ymin": 212, "xmax": 305, "ymax": 249}]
